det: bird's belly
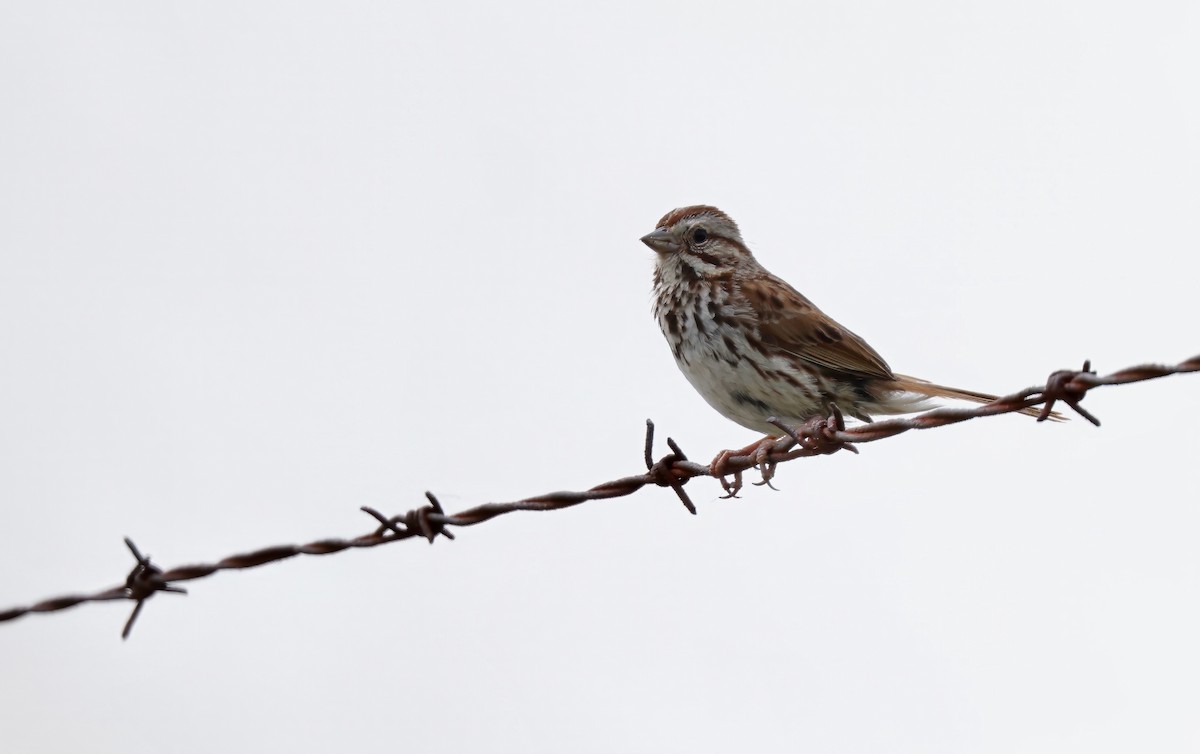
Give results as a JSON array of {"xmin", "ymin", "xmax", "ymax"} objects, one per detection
[{"xmin": 672, "ymin": 330, "xmax": 830, "ymax": 433}]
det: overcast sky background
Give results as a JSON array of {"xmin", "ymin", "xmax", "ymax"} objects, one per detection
[{"xmin": 2, "ymin": 3, "xmax": 1198, "ymax": 752}]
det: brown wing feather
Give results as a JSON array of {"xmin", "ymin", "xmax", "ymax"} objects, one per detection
[
  {"xmin": 739, "ymin": 276, "xmax": 895, "ymax": 380},
  {"xmin": 736, "ymin": 275, "xmax": 1065, "ymax": 421}
]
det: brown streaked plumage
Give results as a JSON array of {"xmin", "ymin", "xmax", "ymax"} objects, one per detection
[{"xmin": 642, "ymin": 204, "xmax": 1050, "ymax": 434}]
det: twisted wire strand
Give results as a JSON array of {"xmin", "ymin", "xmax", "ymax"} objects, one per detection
[{"xmin": 1, "ymin": 354, "xmax": 1196, "ymax": 638}]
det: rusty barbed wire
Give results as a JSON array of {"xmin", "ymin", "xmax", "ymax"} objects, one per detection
[{"xmin": 1, "ymin": 354, "xmax": 1196, "ymax": 638}]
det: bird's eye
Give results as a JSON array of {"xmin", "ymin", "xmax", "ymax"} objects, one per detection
[{"xmin": 691, "ymin": 228, "xmax": 709, "ymax": 244}]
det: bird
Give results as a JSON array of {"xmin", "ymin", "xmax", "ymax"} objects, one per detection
[{"xmin": 641, "ymin": 204, "xmax": 1052, "ymax": 461}]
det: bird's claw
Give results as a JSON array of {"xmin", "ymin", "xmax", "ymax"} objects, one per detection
[
  {"xmin": 719, "ymin": 471, "xmax": 744, "ymax": 499},
  {"xmin": 712, "ymin": 448, "xmax": 744, "ymax": 498},
  {"xmin": 751, "ymin": 441, "xmax": 780, "ymax": 490}
]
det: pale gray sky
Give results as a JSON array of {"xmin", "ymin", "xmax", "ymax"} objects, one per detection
[{"xmin": 2, "ymin": 3, "xmax": 1198, "ymax": 752}]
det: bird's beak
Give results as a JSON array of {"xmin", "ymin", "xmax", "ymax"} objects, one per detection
[{"xmin": 640, "ymin": 228, "xmax": 681, "ymax": 255}]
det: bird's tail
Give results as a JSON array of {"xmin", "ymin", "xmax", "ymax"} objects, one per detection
[{"xmin": 892, "ymin": 374, "xmax": 1065, "ymax": 421}]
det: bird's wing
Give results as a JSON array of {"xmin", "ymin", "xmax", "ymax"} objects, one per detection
[{"xmin": 738, "ymin": 276, "xmax": 895, "ymax": 381}]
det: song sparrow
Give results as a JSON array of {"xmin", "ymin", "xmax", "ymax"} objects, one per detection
[{"xmin": 643, "ymin": 205, "xmax": 1045, "ymax": 440}]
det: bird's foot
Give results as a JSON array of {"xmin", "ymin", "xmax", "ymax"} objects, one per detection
[{"xmin": 711, "ymin": 436, "xmax": 779, "ymax": 498}]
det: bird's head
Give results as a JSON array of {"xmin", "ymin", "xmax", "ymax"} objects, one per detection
[{"xmin": 641, "ymin": 205, "xmax": 753, "ymax": 279}]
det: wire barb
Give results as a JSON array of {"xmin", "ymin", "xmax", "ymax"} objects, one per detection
[
  {"xmin": 1037, "ymin": 360, "xmax": 1101, "ymax": 425},
  {"xmin": 1, "ymin": 353, "xmax": 1196, "ymax": 637},
  {"xmin": 644, "ymin": 421, "xmax": 696, "ymax": 514},
  {"xmin": 120, "ymin": 538, "xmax": 186, "ymax": 639}
]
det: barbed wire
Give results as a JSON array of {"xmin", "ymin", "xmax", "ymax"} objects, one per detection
[{"xmin": 1, "ymin": 354, "xmax": 1196, "ymax": 638}]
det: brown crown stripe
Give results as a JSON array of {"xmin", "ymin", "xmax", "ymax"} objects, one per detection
[{"xmin": 656, "ymin": 205, "xmax": 738, "ymax": 231}]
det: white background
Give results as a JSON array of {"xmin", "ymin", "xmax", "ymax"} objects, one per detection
[{"xmin": 2, "ymin": 2, "xmax": 1198, "ymax": 752}]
